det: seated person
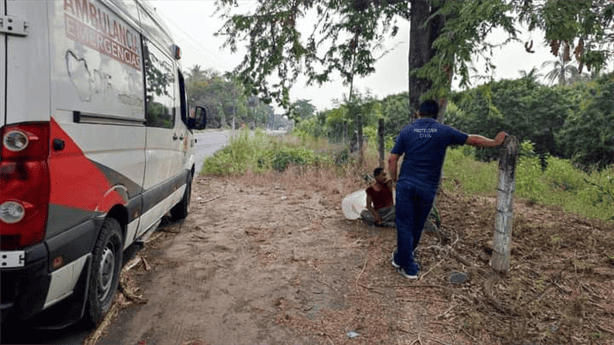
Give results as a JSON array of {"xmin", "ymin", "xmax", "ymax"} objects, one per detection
[{"xmin": 360, "ymin": 167, "xmax": 396, "ymax": 227}]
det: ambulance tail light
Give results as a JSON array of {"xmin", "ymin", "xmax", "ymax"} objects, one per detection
[
  {"xmin": 0, "ymin": 123, "xmax": 50, "ymax": 249},
  {"xmin": 2, "ymin": 123, "xmax": 49, "ymax": 159}
]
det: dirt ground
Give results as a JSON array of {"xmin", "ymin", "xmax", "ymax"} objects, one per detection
[{"xmin": 93, "ymin": 169, "xmax": 614, "ymax": 345}]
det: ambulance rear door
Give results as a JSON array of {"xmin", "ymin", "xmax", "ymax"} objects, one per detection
[
  {"xmin": 4, "ymin": 0, "xmax": 50, "ymax": 127},
  {"xmin": 1, "ymin": 0, "xmax": 6, "ymax": 130}
]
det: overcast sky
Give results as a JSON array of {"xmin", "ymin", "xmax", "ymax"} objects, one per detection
[{"xmin": 150, "ymin": 0, "xmax": 560, "ymax": 112}]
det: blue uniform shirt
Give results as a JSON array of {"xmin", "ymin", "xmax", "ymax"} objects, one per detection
[{"xmin": 391, "ymin": 118, "xmax": 468, "ymax": 193}]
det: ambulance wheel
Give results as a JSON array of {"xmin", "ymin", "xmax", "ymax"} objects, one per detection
[
  {"xmin": 85, "ymin": 217, "xmax": 123, "ymax": 326},
  {"xmin": 170, "ymin": 172, "xmax": 191, "ymax": 221}
]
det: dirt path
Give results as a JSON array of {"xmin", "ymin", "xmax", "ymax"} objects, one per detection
[
  {"xmin": 96, "ymin": 173, "xmax": 474, "ymax": 345},
  {"xmin": 95, "ymin": 172, "xmax": 614, "ymax": 345}
]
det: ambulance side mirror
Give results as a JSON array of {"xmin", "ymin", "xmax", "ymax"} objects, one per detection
[{"xmin": 189, "ymin": 106, "xmax": 207, "ymax": 130}]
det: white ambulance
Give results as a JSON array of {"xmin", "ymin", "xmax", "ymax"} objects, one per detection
[{"xmin": 1, "ymin": 0, "xmax": 206, "ymax": 327}]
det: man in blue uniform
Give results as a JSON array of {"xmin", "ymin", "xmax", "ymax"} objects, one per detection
[{"xmin": 388, "ymin": 100, "xmax": 506, "ymax": 279}]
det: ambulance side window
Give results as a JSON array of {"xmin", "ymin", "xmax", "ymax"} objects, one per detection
[
  {"xmin": 143, "ymin": 39, "xmax": 175, "ymax": 129},
  {"xmin": 177, "ymin": 70, "xmax": 188, "ymax": 124}
]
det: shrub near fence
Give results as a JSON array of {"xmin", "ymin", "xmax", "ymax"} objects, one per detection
[
  {"xmin": 202, "ymin": 129, "xmax": 355, "ymax": 176},
  {"xmin": 443, "ymin": 147, "xmax": 613, "ymax": 221},
  {"xmin": 202, "ymin": 129, "xmax": 279, "ymax": 175}
]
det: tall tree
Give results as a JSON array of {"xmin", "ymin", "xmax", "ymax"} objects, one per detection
[
  {"xmin": 541, "ymin": 50, "xmax": 578, "ymax": 86},
  {"xmin": 186, "ymin": 64, "xmax": 207, "ymax": 83},
  {"xmin": 186, "ymin": 67, "xmax": 268, "ymax": 128},
  {"xmin": 518, "ymin": 67, "xmax": 543, "ymax": 83},
  {"xmin": 288, "ymin": 99, "xmax": 317, "ymax": 123},
  {"xmin": 380, "ymin": 92, "xmax": 411, "ymax": 136},
  {"xmin": 408, "ymin": 0, "xmax": 443, "ymax": 119},
  {"xmin": 215, "ymin": 0, "xmax": 408, "ymax": 107},
  {"xmin": 214, "ymin": 0, "xmax": 613, "ymax": 121},
  {"xmin": 555, "ymin": 74, "xmax": 614, "ymax": 169},
  {"xmin": 515, "ymin": 0, "xmax": 614, "ymax": 75}
]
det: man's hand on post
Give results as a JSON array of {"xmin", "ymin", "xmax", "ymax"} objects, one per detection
[
  {"xmin": 466, "ymin": 132, "xmax": 508, "ymax": 148},
  {"xmin": 494, "ymin": 132, "xmax": 507, "ymax": 146}
]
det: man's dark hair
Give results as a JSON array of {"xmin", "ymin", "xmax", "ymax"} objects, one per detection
[
  {"xmin": 419, "ymin": 100, "xmax": 439, "ymax": 119},
  {"xmin": 373, "ymin": 167, "xmax": 384, "ymax": 177}
]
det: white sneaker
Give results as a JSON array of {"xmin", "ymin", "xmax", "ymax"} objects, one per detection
[
  {"xmin": 391, "ymin": 251, "xmax": 400, "ymax": 269},
  {"xmin": 397, "ymin": 267, "xmax": 419, "ymax": 279}
]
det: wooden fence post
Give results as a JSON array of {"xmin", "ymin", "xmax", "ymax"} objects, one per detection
[
  {"xmin": 378, "ymin": 119, "xmax": 385, "ymax": 167},
  {"xmin": 491, "ymin": 135, "xmax": 519, "ymax": 274},
  {"xmin": 356, "ymin": 112, "xmax": 364, "ymax": 165}
]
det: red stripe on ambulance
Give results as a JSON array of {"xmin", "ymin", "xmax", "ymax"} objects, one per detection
[{"xmin": 49, "ymin": 118, "xmax": 125, "ymax": 212}]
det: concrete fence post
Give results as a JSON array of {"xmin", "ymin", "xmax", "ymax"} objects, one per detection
[{"xmin": 491, "ymin": 136, "xmax": 519, "ymax": 273}]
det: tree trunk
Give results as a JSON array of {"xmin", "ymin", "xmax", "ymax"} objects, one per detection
[
  {"xmin": 409, "ymin": 0, "xmax": 431, "ymax": 115},
  {"xmin": 409, "ymin": 1, "xmax": 446, "ymax": 118},
  {"xmin": 409, "ymin": 1, "xmax": 448, "ymax": 209},
  {"xmin": 491, "ymin": 136, "xmax": 519, "ymax": 274}
]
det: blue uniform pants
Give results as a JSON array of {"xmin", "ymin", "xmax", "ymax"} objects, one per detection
[{"xmin": 395, "ymin": 180, "xmax": 435, "ymax": 271}]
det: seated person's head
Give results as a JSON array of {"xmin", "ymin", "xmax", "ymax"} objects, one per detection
[{"xmin": 373, "ymin": 167, "xmax": 387, "ymax": 183}]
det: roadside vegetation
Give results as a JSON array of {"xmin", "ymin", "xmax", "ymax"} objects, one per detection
[
  {"xmin": 443, "ymin": 145, "xmax": 614, "ymax": 222},
  {"xmin": 202, "ymin": 127, "xmax": 613, "ymax": 223},
  {"xmin": 199, "ymin": 128, "xmax": 614, "ymax": 344},
  {"xmin": 201, "ymin": 128, "xmax": 356, "ymax": 177},
  {"xmin": 199, "ymin": 71, "xmax": 613, "ymax": 344},
  {"xmin": 290, "ymin": 73, "xmax": 613, "ymax": 171}
]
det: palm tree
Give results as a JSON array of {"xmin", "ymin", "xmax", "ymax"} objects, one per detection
[
  {"xmin": 187, "ymin": 65, "xmax": 202, "ymax": 79},
  {"xmin": 186, "ymin": 65, "xmax": 215, "ymax": 84},
  {"xmin": 541, "ymin": 53, "xmax": 581, "ymax": 86},
  {"xmin": 518, "ymin": 67, "xmax": 543, "ymax": 83}
]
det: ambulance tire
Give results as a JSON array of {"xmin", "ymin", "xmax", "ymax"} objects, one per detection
[
  {"xmin": 170, "ymin": 172, "xmax": 191, "ymax": 221},
  {"xmin": 84, "ymin": 217, "xmax": 123, "ymax": 326}
]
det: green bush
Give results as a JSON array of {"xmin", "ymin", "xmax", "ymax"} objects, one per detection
[
  {"xmin": 363, "ymin": 125, "xmax": 395, "ymax": 152},
  {"xmin": 442, "ymin": 147, "xmax": 498, "ymax": 194},
  {"xmin": 516, "ymin": 156, "xmax": 548, "ymax": 200},
  {"xmin": 202, "ymin": 128, "xmax": 278, "ymax": 175},
  {"xmin": 519, "ymin": 140, "xmax": 537, "ymax": 158},
  {"xmin": 202, "ymin": 129, "xmax": 347, "ymax": 175},
  {"xmin": 332, "ymin": 148, "xmax": 353, "ymax": 165},
  {"xmin": 577, "ymin": 167, "xmax": 614, "ymax": 221},
  {"xmin": 292, "ymin": 117, "xmax": 320, "ymax": 138},
  {"xmin": 543, "ymin": 157, "xmax": 583, "ymax": 193},
  {"xmin": 443, "ymin": 147, "xmax": 613, "ymax": 221},
  {"xmin": 363, "ymin": 126, "xmax": 378, "ymax": 152},
  {"xmin": 555, "ymin": 75, "xmax": 614, "ymax": 169},
  {"xmin": 271, "ymin": 147, "xmax": 315, "ymax": 171}
]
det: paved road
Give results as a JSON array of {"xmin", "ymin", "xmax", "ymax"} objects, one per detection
[
  {"xmin": 0, "ymin": 130, "xmax": 234, "ymax": 345},
  {"xmin": 193, "ymin": 129, "xmax": 233, "ymax": 173},
  {"xmin": 193, "ymin": 129, "xmax": 286, "ymax": 173}
]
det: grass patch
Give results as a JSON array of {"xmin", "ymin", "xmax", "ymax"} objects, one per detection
[
  {"xmin": 443, "ymin": 147, "xmax": 614, "ymax": 221},
  {"xmin": 441, "ymin": 146, "xmax": 499, "ymax": 195},
  {"xmin": 202, "ymin": 129, "xmax": 281, "ymax": 175},
  {"xmin": 201, "ymin": 128, "xmax": 365, "ymax": 177}
]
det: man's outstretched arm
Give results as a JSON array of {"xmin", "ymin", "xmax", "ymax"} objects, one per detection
[{"xmin": 466, "ymin": 132, "xmax": 507, "ymax": 148}]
